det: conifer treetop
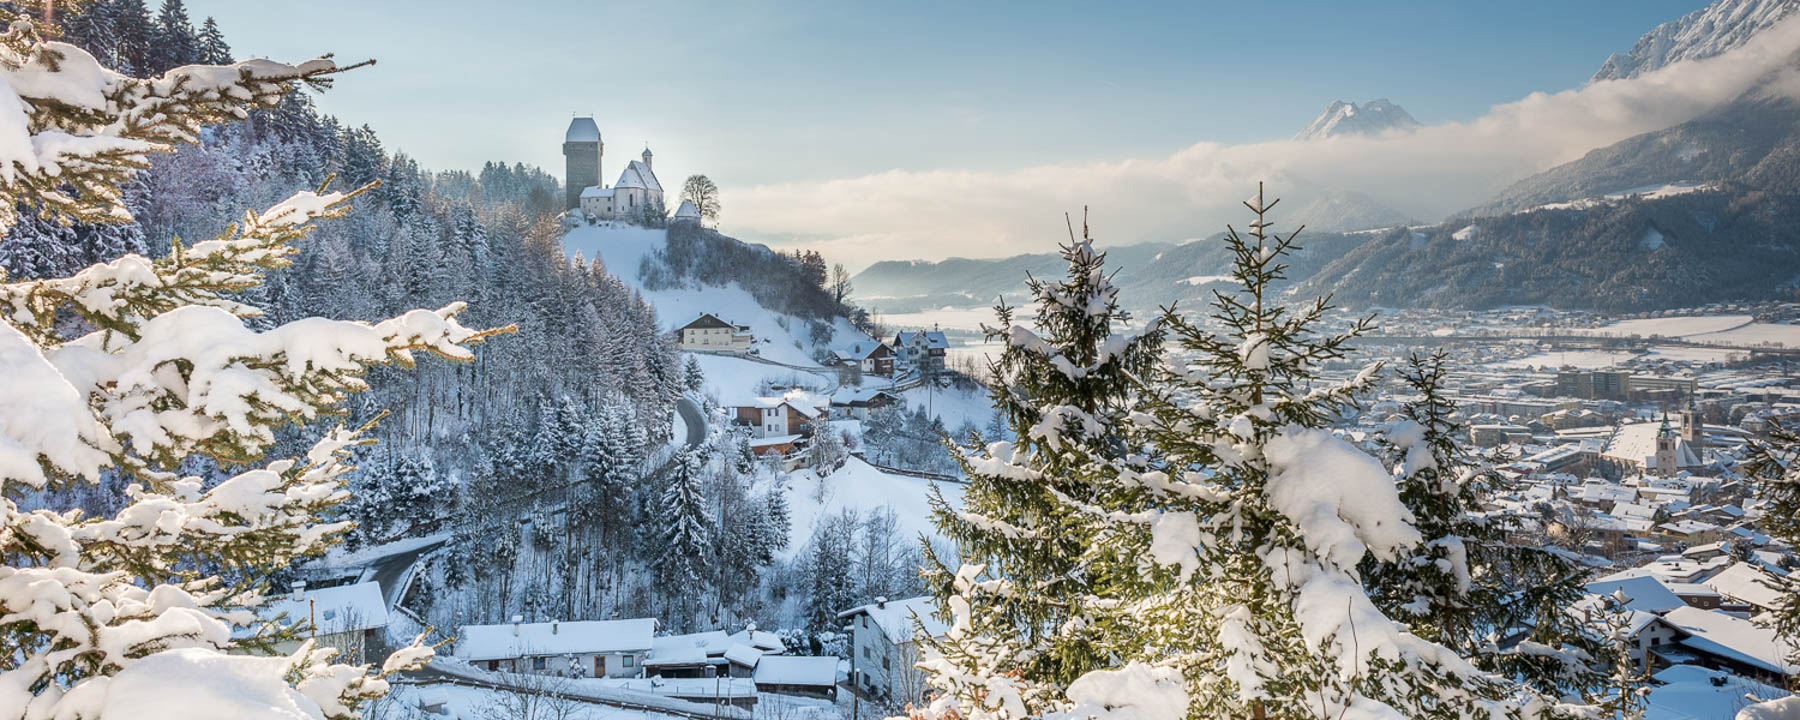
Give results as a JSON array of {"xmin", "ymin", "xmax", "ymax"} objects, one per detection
[{"xmin": 0, "ymin": 8, "xmax": 364, "ymax": 230}]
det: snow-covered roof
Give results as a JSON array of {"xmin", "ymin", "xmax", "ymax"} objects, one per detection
[
  {"xmin": 1601, "ymin": 421, "xmax": 1702, "ymax": 468},
  {"xmin": 580, "ymin": 186, "xmax": 614, "ymax": 199},
  {"xmin": 752, "ymin": 656, "xmax": 838, "ymax": 687},
  {"xmin": 1663, "ymin": 606, "xmax": 1800, "ymax": 676},
  {"xmin": 673, "ymin": 199, "xmax": 701, "ymax": 219},
  {"xmin": 1583, "ymin": 576, "xmax": 1685, "ymax": 614},
  {"xmin": 728, "ymin": 627, "xmax": 786, "ymax": 653},
  {"xmin": 836, "ymin": 596, "xmax": 949, "ymax": 644},
  {"xmin": 722, "ymin": 643, "xmax": 763, "ymax": 668},
  {"xmin": 457, "ymin": 618, "xmax": 655, "ymax": 662},
  {"xmin": 565, "ymin": 117, "xmax": 600, "ymax": 143},
  {"xmin": 1704, "ymin": 562, "xmax": 1789, "ymax": 610},
  {"xmin": 1646, "ymin": 665, "xmax": 1792, "ymax": 720},
  {"xmin": 748, "ymin": 434, "xmax": 802, "ymax": 448},
  {"xmin": 614, "ymin": 160, "xmax": 663, "ymax": 193},
  {"xmin": 260, "ymin": 581, "xmax": 389, "ymax": 637}
]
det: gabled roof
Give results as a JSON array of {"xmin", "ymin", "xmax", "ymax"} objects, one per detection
[
  {"xmin": 679, "ymin": 313, "xmax": 737, "ymax": 331},
  {"xmin": 259, "ymin": 581, "xmax": 389, "ymax": 637},
  {"xmin": 580, "ymin": 186, "xmax": 614, "ymax": 199},
  {"xmin": 673, "ymin": 199, "xmax": 701, "ymax": 219},
  {"xmin": 457, "ymin": 618, "xmax": 655, "ymax": 661},
  {"xmin": 1704, "ymin": 562, "xmax": 1789, "ymax": 610},
  {"xmin": 1583, "ymin": 576, "xmax": 1686, "ymax": 614},
  {"xmin": 836, "ymin": 596, "xmax": 949, "ymax": 644},
  {"xmin": 614, "ymin": 160, "xmax": 663, "ymax": 193},
  {"xmin": 1662, "ymin": 606, "xmax": 1800, "ymax": 676}
]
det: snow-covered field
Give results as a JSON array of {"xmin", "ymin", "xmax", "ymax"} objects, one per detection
[
  {"xmin": 1576, "ymin": 314, "xmax": 1752, "ymax": 338},
  {"xmin": 781, "ymin": 456, "xmax": 964, "ymax": 559},
  {"xmin": 562, "ymin": 224, "xmax": 872, "ymax": 368},
  {"xmin": 898, "ymin": 383, "xmax": 993, "ymax": 432},
  {"xmin": 1689, "ymin": 322, "xmax": 1800, "ymax": 348},
  {"xmin": 1487, "ymin": 349, "xmax": 1637, "ymax": 370},
  {"xmin": 692, "ymin": 354, "xmax": 836, "ymax": 407}
]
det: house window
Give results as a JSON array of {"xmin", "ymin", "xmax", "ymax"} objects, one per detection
[
  {"xmin": 532, "ymin": 657, "xmax": 547, "ymax": 670},
  {"xmin": 882, "ymin": 656, "xmax": 890, "ymax": 670},
  {"xmin": 624, "ymin": 655, "xmax": 636, "ymax": 667},
  {"xmin": 863, "ymin": 646, "xmax": 871, "ymax": 659},
  {"xmin": 1651, "ymin": 637, "xmax": 1661, "ymax": 646},
  {"xmin": 862, "ymin": 616, "xmax": 869, "ymax": 628}
]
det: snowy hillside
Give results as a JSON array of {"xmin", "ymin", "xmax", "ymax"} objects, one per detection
[
  {"xmin": 1293, "ymin": 99, "xmax": 1420, "ymax": 140},
  {"xmin": 1591, "ymin": 0, "xmax": 1797, "ymax": 82},
  {"xmin": 562, "ymin": 223, "xmax": 869, "ymax": 368}
]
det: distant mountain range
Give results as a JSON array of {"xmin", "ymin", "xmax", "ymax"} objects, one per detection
[
  {"xmin": 1294, "ymin": 99, "xmax": 1420, "ymax": 140},
  {"xmin": 856, "ymin": 0, "xmax": 1800, "ymax": 314},
  {"xmin": 1591, "ymin": 0, "xmax": 1796, "ymax": 82}
]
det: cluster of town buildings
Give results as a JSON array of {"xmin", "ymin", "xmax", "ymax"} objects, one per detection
[{"xmin": 1319, "ymin": 306, "xmax": 1800, "ymax": 710}]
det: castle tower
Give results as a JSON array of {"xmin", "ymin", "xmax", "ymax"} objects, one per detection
[
  {"xmin": 563, "ymin": 117, "xmax": 602, "ymax": 210},
  {"xmin": 641, "ymin": 146, "xmax": 653, "ymax": 171}
]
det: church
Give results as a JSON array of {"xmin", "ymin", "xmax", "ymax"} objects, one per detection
[{"xmin": 562, "ymin": 116, "xmax": 665, "ymax": 219}]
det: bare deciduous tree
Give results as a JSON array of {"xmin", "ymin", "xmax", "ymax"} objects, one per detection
[{"xmin": 681, "ymin": 174, "xmax": 722, "ymax": 224}]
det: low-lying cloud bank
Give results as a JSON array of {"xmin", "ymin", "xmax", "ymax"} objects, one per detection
[{"xmin": 731, "ymin": 16, "xmax": 1800, "ymax": 269}]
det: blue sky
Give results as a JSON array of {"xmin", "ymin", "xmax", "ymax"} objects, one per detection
[{"xmin": 194, "ymin": 0, "xmax": 1699, "ymax": 194}]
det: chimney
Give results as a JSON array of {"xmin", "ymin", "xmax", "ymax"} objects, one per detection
[
  {"xmin": 552, "ymin": 619, "xmax": 560, "ymax": 635},
  {"xmin": 290, "ymin": 580, "xmax": 306, "ymax": 601},
  {"xmin": 512, "ymin": 615, "xmax": 524, "ymax": 636},
  {"xmin": 876, "ymin": 596, "xmax": 888, "ymax": 608}
]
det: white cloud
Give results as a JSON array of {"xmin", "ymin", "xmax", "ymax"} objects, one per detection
[{"xmin": 728, "ymin": 16, "xmax": 1800, "ymax": 270}]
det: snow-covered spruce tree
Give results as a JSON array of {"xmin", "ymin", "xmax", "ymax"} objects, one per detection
[
  {"xmin": 1361, "ymin": 351, "xmax": 1611, "ymax": 700},
  {"xmin": 916, "ymin": 216, "xmax": 1165, "ymax": 718},
  {"xmin": 1745, "ymin": 420, "xmax": 1800, "ymax": 661},
  {"xmin": 655, "ymin": 446, "xmax": 712, "ymax": 629},
  {"xmin": 0, "ymin": 185, "xmax": 507, "ymax": 718},
  {"xmin": 0, "ymin": 13, "xmax": 355, "ymax": 230},
  {"xmin": 918, "ymin": 187, "xmax": 1576, "ymax": 720},
  {"xmin": 1110, "ymin": 187, "xmax": 1581, "ymax": 719},
  {"xmin": 0, "ymin": 17, "xmax": 510, "ymax": 717}
]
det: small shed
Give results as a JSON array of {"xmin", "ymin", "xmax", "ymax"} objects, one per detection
[{"xmin": 753, "ymin": 656, "xmax": 839, "ymax": 699}]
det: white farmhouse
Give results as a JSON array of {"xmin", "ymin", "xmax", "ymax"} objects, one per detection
[
  {"xmin": 676, "ymin": 313, "xmax": 754, "ymax": 353},
  {"xmin": 837, "ymin": 596, "xmax": 949, "ymax": 706},
  {"xmin": 456, "ymin": 617, "xmax": 654, "ymax": 678}
]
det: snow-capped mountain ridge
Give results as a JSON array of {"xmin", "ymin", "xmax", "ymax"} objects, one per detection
[
  {"xmin": 1591, "ymin": 0, "xmax": 1798, "ymax": 82},
  {"xmin": 1294, "ymin": 99, "xmax": 1420, "ymax": 140}
]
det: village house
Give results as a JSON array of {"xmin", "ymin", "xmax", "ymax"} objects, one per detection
[
  {"xmin": 830, "ymin": 388, "xmax": 899, "ymax": 421},
  {"xmin": 676, "ymin": 313, "xmax": 755, "ymax": 353},
  {"xmin": 892, "ymin": 329, "xmax": 948, "ymax": 376},
  {"xmin": 731, "ymin": 395, "xmax": 823, "ymax": 439},
  {"xmin": 256, "ymin": 581, "xmax": 389, "ymax": 665},
  {"xmin": 838, "ymin": 596, "xmax": 950, "ymax": 706},
  {"xmin": 644, "ymin": 626, "xmax": 786, "ymax": 680},
  {"xmin": 832, "ymin": 341, "xmax": 896, "ymax": 377},
  {"xmin": 455, "ymin": 617, "xmax": 654, "ymax": 678}
]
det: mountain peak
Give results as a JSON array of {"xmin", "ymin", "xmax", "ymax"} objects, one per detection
[
  {"xmin": 1590, "ymin": 0, "xmax": 1798, "ymax": 82},
  {"xmin": 1294, "ymin": 99, "xmax": 1420, "ymax": 141}
]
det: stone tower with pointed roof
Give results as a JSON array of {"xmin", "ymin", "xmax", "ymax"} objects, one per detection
[
  {"xmin": 563, "ymin": 117, "xmax": 602, "ymax": 210},
  {"xmin": 1653, "ymin": 412, "xmax": 1679, "ymax": 478}
]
